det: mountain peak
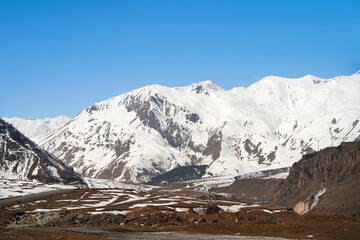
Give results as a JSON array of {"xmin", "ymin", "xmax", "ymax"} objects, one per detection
[
  {"xmin": 187, "ymin": 80, "xmax": 221, "ymax": 94},
  {"xmin": 302, "ymin": 74, "xmax": 318, "ymax": 79},
  {"xmin": 196, "ymin": 80, "xmax": 216, "ymax": 85}
]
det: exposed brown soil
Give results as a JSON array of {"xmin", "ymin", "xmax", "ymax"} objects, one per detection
[
  {"xmin": 1, "ymin": 188, "xmax": 360, "ymax": 240},
  {"xmin": 2, "ymin": 142, "xmax": 360, "ymax": 239},
  {"xmin": 213, "ymin": 178, "xmax": 283, "ymax": 204},
  {"xmin": 0, "ymin": 227, "xmax": 108, "ymax": 240},
  {"xmin": 1, "ymin": 210, "xmax": 360, "ymax": 240},
  {"xmin": 211, "ymin": 142, "xmax": 360, "ymax": 220}
]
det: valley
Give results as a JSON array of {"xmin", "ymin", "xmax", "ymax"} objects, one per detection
[
  {"xmin": 1, "ymin": 72, "xmax": 360, "ymax": 239},
  {"xmin": 1, "ymin": 180, "xmax": 360, "ymax": 240}
]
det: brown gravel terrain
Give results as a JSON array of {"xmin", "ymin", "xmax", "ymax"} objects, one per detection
[
  {"xmin": 213, "ymin": 178, "xmax": 283, "ymax": 204},
  {"xmin": 1, "ymin": 188, "xmax": 359, "ymax": 240}
]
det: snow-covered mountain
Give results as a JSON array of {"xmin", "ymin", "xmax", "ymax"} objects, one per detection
[
  {"xmin": 0, "ymin": 119, "xmax": 86, "ymax": 186},
  {"xmin": 2, "ymin": 116, "xmax": 70, "ymax": 144},
  {"xmin": 40, "ymin": 72, "xmax": 360, "ymax": 183}
]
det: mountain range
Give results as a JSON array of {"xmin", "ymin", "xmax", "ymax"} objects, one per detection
[
  {"xmin": 3, "ymin": 116, "xmax": 70, "ymax": 144},
  {"xmin": 29, "ymin": 72, "xmax": 360, "ymax": 183}
]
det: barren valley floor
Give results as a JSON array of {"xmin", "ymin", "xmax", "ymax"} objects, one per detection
[{"xmin": 1, "ymin": 187, "xmax": 359, "ymax": 240}]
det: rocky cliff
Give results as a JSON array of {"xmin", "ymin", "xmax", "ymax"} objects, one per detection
[{"xmin": 274, "ymin": 141, "xmax": 360, "ymax": 218}]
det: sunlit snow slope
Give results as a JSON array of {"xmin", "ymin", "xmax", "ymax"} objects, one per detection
[
  {"xmin": 2, "ymin": 116, "xmax": 70, "ymax": 144},
  {"xmin": 40, "ymin": 72, "xmax": 360, "ymax": 182}
]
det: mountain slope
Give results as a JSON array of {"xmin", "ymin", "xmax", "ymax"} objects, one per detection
[
  {"xmin": 2, "ymin": 116, "xmax": 70, "ymax": 144},
  {"xmin": 0, "ymin": 119, "xmax": 86, "ymax": 186},
  {"xmin": 40, "ymin": 72, "xmax": 360, "ymax": 182},
  {"xmin": 273, "ymin": 141, "xmax": 360, "ymax": 218}
]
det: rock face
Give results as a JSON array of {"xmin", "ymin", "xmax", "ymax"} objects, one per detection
[
  {"xmin": 2, "ymin": 116, "xmax": 70, "ymax": 144},
  {"xmin": 40, "ymin": 72, "xmax": 360, "ymax": 182},
  {"xmin": 274, "ymin": 142, "xmax": 360, "ymax": 218},
  {"xmin": 0, "ymin": 119, "xmax": 86, "ymax": 186}
]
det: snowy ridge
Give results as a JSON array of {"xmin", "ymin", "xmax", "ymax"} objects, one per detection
[
  {"xmin": 2, "ymin": 116, "xmax": 70, "ymax": 144},
  {"xmin": 40, "ymin": 72, "xmax": 360, "ymax": 182}
]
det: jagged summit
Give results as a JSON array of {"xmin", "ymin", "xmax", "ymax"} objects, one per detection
[
  {"xmin": 126, "ymin": 80, "xmax": 222, "ymax": 98},
  {"xmin": 186, "ymin": 80, "xmax": 221, "ymax": 93},
  {"xmin": 80, "ymin": 80, "xmax": 223, "ymax": 118}
]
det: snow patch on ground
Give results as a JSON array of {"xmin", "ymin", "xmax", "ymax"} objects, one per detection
[
  {"xmin": 219, "ymin": 204, "xmax": 248, "ymax": 212},
  {"xmin": 0, "ymin": 179, "xmax": 76, "ymax": 199},
  {"xmin": 193, "ymin": 207, "xmax": 206, "ymax": 214},
  {"xmin": 175, "ymin": 207, "xmax": 190, "ymax": 212},
  {"xmin": 129, "ymin": 202, "xmax": 178, "ymax": 209},
  {"xmin": 84, "ymin": 178, "xmax": 157, "ymax": 191},
  {"xmin": 89, "ymin": 210, "xmax": 129, "ymax": 215}
]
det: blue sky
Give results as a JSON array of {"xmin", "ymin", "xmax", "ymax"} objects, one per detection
[{"xmin": 1, "ymin": 0, "xmax": 359, "ymax": 119}]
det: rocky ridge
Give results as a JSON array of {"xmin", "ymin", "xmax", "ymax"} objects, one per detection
[
  {"xmin": 0, "ymin": 119, "xmax": 86, "ymax": 186},
  {"xmin": 274, "ymin": 141, "xmax": 360, "ymax": 218}
]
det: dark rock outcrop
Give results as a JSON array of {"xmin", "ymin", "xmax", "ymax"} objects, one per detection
[
  {"xmin": 273, "ymin": 141, "xmax": 360, "ymax": 218},
  {"xmin": 146, "ymin": 165, "xmax": 208, "ymax": 185},
  {"xmin": 0, "ymin": 119, "xmax": 86, "ymax": 186}
]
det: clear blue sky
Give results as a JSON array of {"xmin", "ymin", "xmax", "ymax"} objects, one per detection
[{"xmin": 1, "ymin": 0, "xmax": 359, "ymax": 119}]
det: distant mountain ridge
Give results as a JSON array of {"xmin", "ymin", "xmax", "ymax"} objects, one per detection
[
  {"xmin": 146, "ymin": 165, "xmax": 208, "ymax": 185},
  {"xmin": 38, "ymin": 71, "xmax": 360, "ymax": 183},
  {"xmin": 2, "ymin": 116, "xmax": 70, "ymax": 144},
  {"xmin": 0, "ymin": 119, "xmax": 86, "ymax": 186}
]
